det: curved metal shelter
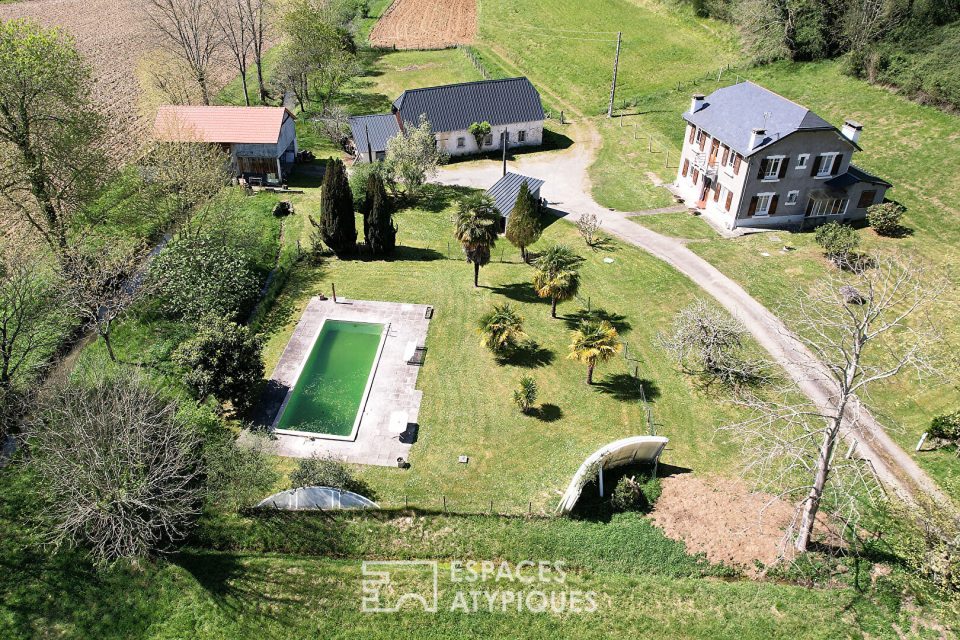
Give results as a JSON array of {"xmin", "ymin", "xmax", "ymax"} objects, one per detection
[
  {"xmin": 557, "ymin": 436, "xmax": 669, "ymax": 514},
  {"xmin": 257, "ymin": 486, "xmax": 379, "ymax": 511}
]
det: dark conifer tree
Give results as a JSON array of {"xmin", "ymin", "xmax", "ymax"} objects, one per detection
[
  {"xmin": 320, "ymin": 158, "xmax": 357, "ymax": 255},
  {"xmin": 364, "ymin": 172, "xmax": 397, "ymax": 256}
]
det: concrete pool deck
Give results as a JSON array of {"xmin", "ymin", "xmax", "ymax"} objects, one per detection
[{"xmin": 256, "ymin": 296, "xmax": 432, "ymax": 466}]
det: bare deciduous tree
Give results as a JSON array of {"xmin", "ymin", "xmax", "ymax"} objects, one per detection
[
  {"xmin": 0, "ymin": 240, "xmax": 63, "ymax": 390},
  {"xmin": 28, "ymin": 373, "xmax": 201, "ymax": 565},
  {"xmin": 141, "ymin": 133, "xmax": 232, "ymax": 223},
  {"xmin": 148, "ymin": 0, "xmax": 222, "ymax": 105},
  {"xmin": 217, "ymin": 0, "xmax": 254, "ymax": 106},
  {"xmin": 576, "ymin": 213, "xmax": 603, "ymax": 248},
  {"xmin": 723, "ymin": 253, "xmax": 944, "ymax": 552},
  {"xmin": 244, "ymin": 0, "xmax": 273, "ymax": 103},
  {"xmin": 61, "ymin": 244, "xmax": 153, "ymax": 362},
  {"xmin": 660, "ymin": 298, "xmax": 771, "ymax": 390}
]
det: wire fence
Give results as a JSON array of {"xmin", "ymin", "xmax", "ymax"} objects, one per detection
[{"xmin": 458, "ymin": 45, "xmax": 494, "ymax": 80}]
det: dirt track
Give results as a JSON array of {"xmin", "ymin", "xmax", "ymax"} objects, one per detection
[{"xmin": 370, "ymin": 0, "xmax": 476, "ymax": 49}]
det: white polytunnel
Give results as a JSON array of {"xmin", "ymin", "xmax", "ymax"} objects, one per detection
[
  {"xmin": 556, "ymin": 435, "xmax": 669, "ymax": 514},
  {"xmin": 256, "ymin": 486, "xmax": 379, "ymax": 511}
]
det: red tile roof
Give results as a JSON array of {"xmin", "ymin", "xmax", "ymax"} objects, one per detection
[{"xmin": 153, "ymin": 105, "xmax": 295, "ymax": 145}]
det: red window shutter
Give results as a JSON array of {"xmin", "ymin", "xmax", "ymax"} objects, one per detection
[
  {"xmin": 682, "ymin": 158, "xmax": 689, "ymax": 177},
  {"xmin": 699, "ymin": 135, "xmax": 706, "ymax": 151},
  {"xmin": 748, "ymin": 196, "xmax": 758, "ymax": 216},
  {"xmin": 688, "ymin": 126, "xmax": 696, "ymax": 143},
  {"xmin": 778, "ymin": 158, "xmax": 789, "ymax": 179},
  {"xmin": 810, "ymin": 155, "xmax": 823, "ymax": 177},
  {"xmin": 733, "ymin": 154, "xmax": 741, "ymax": 175},
  {"xmin": 692, "ymin": 168, "xmax": 700, "ymax": 183},
  {"xmin": 725, "ymin": 191, "xmax": 733, "ymax": 211},
  {"xmin": 721, "ymin": 145, "xmax": 729, "ymax": 165},
  {"xmin": 769, "ymin": 194, "xmax": 779, "ymax": 215},
  {"xmin": 713, "ymin": 185, "xmax": 721, "ymax": 202}
]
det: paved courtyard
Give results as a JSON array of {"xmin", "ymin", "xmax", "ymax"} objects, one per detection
[{"xmin": 257, "ymin": 296, "xmax": 432, "ymax": 466}]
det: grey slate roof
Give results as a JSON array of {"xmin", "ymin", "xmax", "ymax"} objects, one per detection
[
  {"xmin": 683, "ymin": 81, "xmax": 847, "ymax": 157},
  {"xmin": 827, "ymin": 164, "xmax": 892, "ymax": 188},
  {"xmin": 486, "ymin": 172, "xmax": 544, "ymax": 217},
  {"xmin": 348, "ymin": 114, "xmax": 401, "ymax": 157},
  {"xmin": 393, "ymin": 77, "xmax": 544, "ymax": 133}
]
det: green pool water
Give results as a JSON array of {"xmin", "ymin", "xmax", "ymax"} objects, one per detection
[{"xmin": 276, "ymin": 320, "xmax": 385, "ymax": 436}]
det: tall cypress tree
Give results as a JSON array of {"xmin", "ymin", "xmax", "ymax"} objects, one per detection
[
  {"xmin": 505, "ymin": 182, "xmax": 542, "ymax": 262},
  {"xmin": 364, "ymin": 172, "xmax": 397, "ymax": 256},
  {"xmin": 320, "ymin": 158, "xmax": 357, "ymax": 255}
]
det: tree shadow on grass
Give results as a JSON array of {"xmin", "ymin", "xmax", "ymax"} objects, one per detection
[
  {"xmin": 352, "ymin": 245, "xmax": 445, "ymax": 262},
  {"xmin": 415, "ymin": 184, "xmax": 475, "ymax": 213},
  {"xmin": 496, "ymin": 341, "xmax": 555, "ymax": 368},
  {"xmin": 489, "ymin": 281, "xmax": 543, "ymax": 305},
  {"xmin": 531, "ymin": 403, "xmax": 562, "ymax": 422},
  {"xmin": 564, "ymin": 307, "xmax": 632, "ymax": 335},
  {"xmin": 592, "ymin": 373, "xmax": 660, "ymax": 402}
]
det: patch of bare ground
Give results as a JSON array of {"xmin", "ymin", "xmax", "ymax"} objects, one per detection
[
  {"xmin": 0, "ymin": 0, "xmax": 238, "ymax": 158},
  {"xmin": 370, "ymin": 0, "xmax": 476, "ymax": 50},
  {"xmin": 650, "ymin": 475, "xmax": 843, "ymax": 576}
]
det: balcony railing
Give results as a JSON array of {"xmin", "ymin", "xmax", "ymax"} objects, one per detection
[{"xmin": 692, "ymin": 153, "xmax": 718, "ymax": 180}]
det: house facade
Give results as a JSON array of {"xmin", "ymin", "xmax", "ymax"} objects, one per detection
[
  {"xmin": 153, "ymin": 105, "xmax": 298, "ymax": 182},
  {"xmin": 349, "ymin": 77, "xmax": 545, "ymax": 163},
  {"xmin": 674, "ymin": 82, "xmax": 890, "ymax": 231}
]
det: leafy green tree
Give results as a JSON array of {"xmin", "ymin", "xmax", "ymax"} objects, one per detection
[
  {"xmin": 505, "ymin": 182, "xmax": 541, "ymax": 262},
  {"xmin": 568, "ymin": 319, "xmax": 622, "ymax": 384},
  {"xmin": 320, "ymin": 158, "xmax": 357, "ymax": 255},
  {"xmin": 477, "ymin": 302, "xmax": 527, "ymax": 354},
  {"xmin": 173, "ymin": 316, "xmax": 264, "ymax": 413},
  {"xmin": 203, "ymin": 430, "xmax": 279, "ymax": 511},
  {"xmin": 866, "ymin": 202, "xmax": 905, "ymax": 236},
  {"xmin": 383, "ymin": 115, "xmax": 448, "ymax": 198},
  {"xmin": 151, "ymin": 235, "xmax": 260, "ymax": 322},
  {"xmin": 363, "ymin": 172, "xmax": 397, "ymax": 256},
  {"xmin": 533, "ymin": 244, "xmax": 583, "ymax": 318},
  {"xmin": 0, "ymin": 19, "xmax": 107, "ymax": 260},
  {"xmin": 513, "ymin": 376, "xmax": 538, "ymax": 414},
  {"xmin": 454, "ymin": 193, "xmax": 499, "ymax": 287},
  {"xmin": 350, "ymin": 161, "xmax": 381, "ymax": 212},
  {"xmin": 468, "ymin": 121, "xmax": 491, "ymax": 149},
  {"xmin": 814, "ymin": 221, "xmax": 860, "ymax": 267}
]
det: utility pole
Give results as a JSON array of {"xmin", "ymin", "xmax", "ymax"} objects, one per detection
[
  {"xmin": 501, "ymin": 130, "xmax": 507, "ymax": 177},
  {"xmin": 607, "ymin": 31, "xmax": 622, "ymax": 118}
]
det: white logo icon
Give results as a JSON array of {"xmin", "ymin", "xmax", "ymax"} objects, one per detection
[{"xmin": 361, "ymin": 560, "xmax": 439, "ymax": 613}]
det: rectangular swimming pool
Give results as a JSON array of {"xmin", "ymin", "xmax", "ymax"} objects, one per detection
[{"xmin": 274, "ymin": 320, "xmax": 386, "ymax": 438}]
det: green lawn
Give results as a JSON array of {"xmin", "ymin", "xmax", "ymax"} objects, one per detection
[
  {"xmin": 475, "ymin": 0, "xmax": 740, "ymax": 116},
  {"xmin": 630, "ymin": 212, "xmax": 717, "ymax": 241},
  {"xmin": 256, "ymin": 186, "xmax": 748, "ymax": 511}
]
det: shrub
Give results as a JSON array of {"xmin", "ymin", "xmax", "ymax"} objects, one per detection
[
  {"xmin": 272, "ymin": 200, "xmax": 294, "ymax": 217},
  {"xmin": 866, "ymin": 202, "xmax": 905, "ymax": 236},
  {"xmin": 290, "ymin": 455, "xmax": 369, "ymax": 496},
  {"xmin": 151, "ymin": 235, "xmax": 260, "ymax": 322},
  {"xmin": 203, "ymin": 431, "xmax": 279, "ymax": 512},
  {"xmin": 349, "ymin": 161, "xmax": 381, "ymax": 212},
  {"xmin": 513, "ymin": 376, "xmax": 538, "ymax": 413},
  {"xmin": 929, "ymin": 411, "xmax": 960, "ymax": 444},
  {"xmin": 467, "ymin": 121, "xmax": 491, "ymax": 148},
  {"xmin": 814, "ymin": 221, "xmax": 860, "ymax": 267},
  {"xmin": 173, "ymin": 316, "xmax": 264, "ymax": 413},
  {"xmin": 610, "ymin": 474, "xmax": 661, "ymax": 512}
]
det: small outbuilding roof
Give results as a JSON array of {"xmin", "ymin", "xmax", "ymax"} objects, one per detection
[
  {"xmin": 683, "ymin": 81, "xmax": 847, "ymax": 157},
  {"xmin": 827, "ymin": 164, "xmax": 892, "ymax": 189},
  {"xmin": 393, "ymin": 77, "xmax": 545, "ymax": 133},
  {"xmin": 153, "ymin": 105, "xmax": 294, "ymax": 145},
  {"xmin": 486, "ymin": 172, "xmax": 544, "ymax": 217},
  {"xmin": 348, "ymin": 113, "xmax": 401, "ymax": 157}
]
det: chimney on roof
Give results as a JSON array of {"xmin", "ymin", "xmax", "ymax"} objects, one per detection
[
  {"xmin": 749, "ymin": 127, "xmax": 766, "ymax": 150},
  {"xmin": 690, "ymin": 93, "xmax": 705, "ymax": 114},
  {"xmin": 841, "ymin": 119, "xmax": 863, "ymax": 144}
]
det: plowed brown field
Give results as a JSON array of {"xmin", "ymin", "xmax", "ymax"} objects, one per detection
[
  {"xmin": 370, "ymin": 0, "xmax": 476, "ymax": 50},
  {"xmin": 0, "ymin": 0, "xmax": 236, "ymax": 157}
]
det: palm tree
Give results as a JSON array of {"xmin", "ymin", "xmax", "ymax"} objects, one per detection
[
  {"xmin": 477, "ymin": 302, "xmax": 527, "ymax": 353},
  {"xmin": 533, "ymin": 244, "xmax": 583, "ymax": 318},
  {"xmin": 568, "ymin": 319, "xmax": 622, "ymax": 385},
  {"xmin": 454, "ymin": 193, "xmax": 499, "ymax": 287}
]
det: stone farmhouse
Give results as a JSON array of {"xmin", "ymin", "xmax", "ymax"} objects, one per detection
[
  {"xmin": 674, "ymin": 82, "xmax": 890, "ymax": 231},
  {"xmin": 349, "ymin": 77, "xmax": 545, "ymax": 163},
  {"xmin": 153, "ymin": 105, "xmax": 298, "ymax": 184}
]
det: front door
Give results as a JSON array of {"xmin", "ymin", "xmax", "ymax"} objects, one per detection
[{"xmin": 696, "ymin": 178, "xmax": 711, "ymax": 208}]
